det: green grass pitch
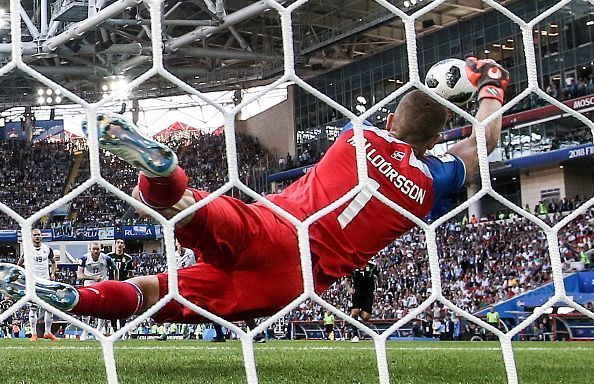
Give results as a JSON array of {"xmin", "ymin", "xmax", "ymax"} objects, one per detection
[{"xmin": 0, "ymin": 339, "xmax": 591, "ymax": 383}]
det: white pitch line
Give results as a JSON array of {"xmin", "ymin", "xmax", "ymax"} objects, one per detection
[{"xmin": 0, "ymin": 345, "xmax": 593, "ymax": 352}]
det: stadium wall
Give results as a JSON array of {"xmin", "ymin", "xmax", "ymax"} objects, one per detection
[
  {"xmin": 520, "ymin": 167, "xmax": 565, "ymax": 209},
  {"xmin": 564, "ymin": 162, "xmax": 594, "ymax": 201},
  {"xmin": 142, "ymin": 240, "xmax": 163, "ymax": 254},
  {"xmin": 519, "ymin": 160, "xmax": 594, "ymax": 210},
  {"xmin": 236, "ymin": 86, "xmax": 296, "ymax": 158}
]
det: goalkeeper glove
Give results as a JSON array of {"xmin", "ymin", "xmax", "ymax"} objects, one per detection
[{"xmin": 465, "ymin": 57, "xmax": 510, "ymax": 104}]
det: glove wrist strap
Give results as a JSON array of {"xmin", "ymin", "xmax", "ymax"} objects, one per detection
[{"xmin": 478, "ymin": 85, "xmax": 505, "ymax": 104}]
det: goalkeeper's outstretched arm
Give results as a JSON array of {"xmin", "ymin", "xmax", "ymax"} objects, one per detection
[
  {"xmin": 447, "ymin": 58, "xmax": 510, "ymax": 180},
  {"xmin": 448, "ymin": 98, "xmax": 503, "ymax": 179}
]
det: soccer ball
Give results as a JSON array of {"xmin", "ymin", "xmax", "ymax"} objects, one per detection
[{"xmin": 425, "ymin": 58, "xmax": 475, "ymax": 105}]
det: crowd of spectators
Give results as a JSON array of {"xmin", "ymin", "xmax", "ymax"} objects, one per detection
[
  {"xmin": 1, "ymin": 205, "xmax": 592, "ymax": 339},
  {"xmin": 0, "ymin": 130, "xmax": 271, "ymax": 229},
  {"xmin": 529, "ymin": 196, "xmax": 587, "ymax": 216},
  {"xmin": 289, "ymin": 206, "xmax": 593, "ymax": 325},
  {"xmin": 175, "ymin": 133, "xmax": 272, "ymax": 197},
  {"xmin": 0, "ymin": 128, "xmax": 592, "ymax": 338},
  {"xmin": 68, "ymin": 150, "xmax": 143, "ymax": 227},
  {"xmin": 0, "ymin": 141, "xmax": 74, "ymax": 228},
  {"xmin": 133, "ymin": 251, "xmax": 167, "ymax": 276},
  {"xmin": 557, "ymin": 76, "xmax": 594, "ymax": 101},
  {"xmin": 276, "ymin": 147, "xmax": 323, "ymax": 172},
  {"xmin": 51, "ymin": 131, "xmax": 271, "ymax": 227}
]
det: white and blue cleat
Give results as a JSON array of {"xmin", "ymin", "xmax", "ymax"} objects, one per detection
[
  {"xmin": 0, "ymin": 263, "xmax": 79, "ymax": 312},
  {"xmin": 82, "ymin": 112, "xmax": 178, "ymax": 177}
]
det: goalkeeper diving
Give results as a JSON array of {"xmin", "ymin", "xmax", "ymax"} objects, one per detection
[{"xmin": 0, "ymin": 59, "xmax": 509, "ymax": 324}]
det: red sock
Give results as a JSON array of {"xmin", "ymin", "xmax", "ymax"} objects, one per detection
[
  {"xmin": 137, "ymin": 166, "xmax": 189, "ymax": 208},
  {"xmin": 73, "ymin": 281, "xmax": 143, "ymax": 319}
]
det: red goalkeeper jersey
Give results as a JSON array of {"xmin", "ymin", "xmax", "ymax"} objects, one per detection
[
  {"xmin": 159, "ymin": 124, "xmax": 465, "ymax": 323},
  {"xmin": 266, "ymin": 125, "xmax": 435, "ymax": 290}
]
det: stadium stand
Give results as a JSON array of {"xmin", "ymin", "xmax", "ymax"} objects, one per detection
[
  {"xmin": 291, "ymin": 208, "xmax": 593, "ymax": 324},
  {"xmin": 1, "ymin": 207, "xmax": 591, "ymax": 340},
  {"xmin": 0, "ymin": 83, "xmax": 591, "ymax": 229},
  {"xmin": 0, "ymin": 127, "xmax": 591, "ymax": 339},
  {"xmin": 0, "ymin": 131, "xmax": 273, "ymax": 229},
  {"xmin": 278, "ymin": 89, "xmax": 594, "ymax": 179},
  {"xmin": 64, "ymin": 131, "xmax": 272, "ymax": 227},
  {"xmin": 0, "ymin": 116, "xmax": 591, "ymax": 343},
  {"xmin": 0, "ymin": 61, "xmax": 592, "ymax": 343},
  {"xmin": 0, "ymin": 141, "xmax": 73, "ymax": 227}
]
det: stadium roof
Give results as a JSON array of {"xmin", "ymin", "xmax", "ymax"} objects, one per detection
[
  {"xmin": 0, "ymin": 0, "xmax": 509, "ymax": 109},
  {"xmin": 154, "ymin": 121, "xmax": 201, "ymax": 137}
]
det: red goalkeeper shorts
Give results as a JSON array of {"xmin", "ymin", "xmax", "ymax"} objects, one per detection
[{"xmin": 153, "ymin": 190, "xmax": 304, "ymax": 323}]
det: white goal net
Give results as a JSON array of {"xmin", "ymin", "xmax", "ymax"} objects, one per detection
[{"xmin": 0, "ymin": 0, "xmax": 593, "ymax": 383}]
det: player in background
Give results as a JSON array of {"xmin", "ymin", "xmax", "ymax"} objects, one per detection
[
  {"xmin": 106, "ymin": 238, "xmax": 134, "ymax": 334},
  {"xmin": 0, "ymin": 58, "xmax": 509, "ymax": 326},
  {"xmin": 174, "ymin": 240, "xmax": 266, "ymax": 342},
  {"xmin": 77, "ymin": 242, "xmax": 115, "ymax": 341},
  {"xmin": 16, "ymin": 229, "xmax": 59, "ymax": 341},
  {"xmin": 211, "ymin": 321, "xmax": 227, "ymax": 342},
  {"xmin": 348, "ymin": 260, "xmax": 382, "ymax": 342},
  {"xmin": 157, "ymin": 239, "xmax": 197, "ymax": 341},
  {"xmin": 175, "ymin": 239, "xmax": 197, "ymax": 269}
]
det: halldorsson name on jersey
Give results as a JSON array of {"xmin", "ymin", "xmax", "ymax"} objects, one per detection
[{"xmin": 346, "ymin": 136, "xmax": 427, "ymax": 204}]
